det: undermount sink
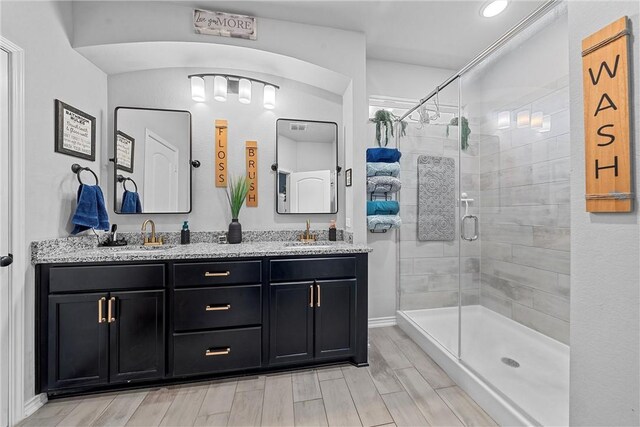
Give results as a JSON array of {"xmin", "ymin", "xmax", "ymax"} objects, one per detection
[
  {"xmin": 284, "ymin": 242, "xmax": 335, "ymax": 249},
  {"xmin": 102, "ymin": 245, "xmax": 175, "ymax": 254}
]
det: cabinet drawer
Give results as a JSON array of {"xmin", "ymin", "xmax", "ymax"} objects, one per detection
[
  {"xmin": 174, "ymin": 261, "xmax": 262, "ymax": 287},
  {"xmin": 173, "ymin": 327, "xmax": 261, "ymax": 376},
  {"xmin": 50, "ymin": 264, "xmax": 165, "ymax": 293},
  {"xmin": 174, "ymin": 285, "xmax": 261, "ymax": 331},
  {"xmin": 270, "ymin": 257, "xmax": 356, "ymax": 282}
]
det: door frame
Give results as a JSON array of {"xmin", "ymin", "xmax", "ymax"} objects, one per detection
[
  {"xmin": 143, "ymin": 128, "xmax": 179, "ymax": 211},
  {"xmin": 0, "ymin": 36, "xmax": 28, "ymax": 425}
]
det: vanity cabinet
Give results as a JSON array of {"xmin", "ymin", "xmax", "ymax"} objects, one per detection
[
  {"xmin": 36, "ymin": 253, "xmax": 368, "ymax": 397},
  {"xmin": 268, "ymin": 258, "xmax": 358, "ymax": 365}
]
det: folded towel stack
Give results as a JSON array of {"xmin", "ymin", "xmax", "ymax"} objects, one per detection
[
  {"xmin": 71, "ymin": 184, "xmax": 110, "ymax": 234},
  {"xmin": 366, "ymin": 147, "xmax": 402, "ymax": 232}
]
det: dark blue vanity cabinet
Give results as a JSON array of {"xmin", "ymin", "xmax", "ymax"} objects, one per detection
[{"xmin": 36, "ymin": 253, "xmax": 368, "ymax": 397}]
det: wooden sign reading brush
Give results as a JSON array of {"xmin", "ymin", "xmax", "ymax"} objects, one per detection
[{"xmin": 581, "ymin": 17, "xmax": 633, "ymax": 212}]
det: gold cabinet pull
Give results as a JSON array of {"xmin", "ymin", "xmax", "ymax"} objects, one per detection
[
  {"xmin": 316, "ymin": 284, "xmax": 321, "ymax": 307},
  {"xmin": 98, "ymin": 297, "xmax": 106, "ymax": 323},
  {"xmin": 205, "ymin": 347, "xmax": 231, "ymax": 356},
  {"xmin": 309, "ymin": 285, "xmax": 313, "ymax": 307},
  {"xmin": 108, "ymin": 297, "xmax": 116, "ymax": 323},
  {"xmin": 205, "ymin": 271, "xmax": 230, "ymax": 277},
  {"xmin": 206, "ymin": 304, "xmax": 231, "ymax": 311}
]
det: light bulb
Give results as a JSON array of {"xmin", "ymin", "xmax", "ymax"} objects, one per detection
[
  {"xmin": 497, "ymin": 111, "xmax": 510, "ymax": 129},
  {"xmin": 530, "ymin": 111, "xmax": 544, "ymax": 129}
]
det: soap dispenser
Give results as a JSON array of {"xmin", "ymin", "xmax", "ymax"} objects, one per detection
[
  {"xmin": 329, "ymin": 220, "xmax": 337, "ymax": 241},
  {"xmin": 181, "ymin": 221, "xmax": 190, "ymax": 244}
]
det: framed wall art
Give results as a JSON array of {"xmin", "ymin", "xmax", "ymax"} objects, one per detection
[{"xmin": 54, "ymin": 100, "xmax": 96, "ymax": 161}]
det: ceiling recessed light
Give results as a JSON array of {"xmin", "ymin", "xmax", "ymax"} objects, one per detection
[{"xmin": 481, "ymin": 0, "xmax": 509, "ymax": 18}]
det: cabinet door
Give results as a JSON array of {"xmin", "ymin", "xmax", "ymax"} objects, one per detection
[
  {"xmin": 314, "ymin": 279, "xmax": 356, "ymax": 360},
  {"xmin": 269, "ymin": 282, "xmax": 314, "ymax": 365},
  {"xmin": 48, "ymin": 292, "xmax": 109, "ymax": 390},
  {"xmin": 109, "ymin": 290, "xmax": 165, "ymax": 383}
]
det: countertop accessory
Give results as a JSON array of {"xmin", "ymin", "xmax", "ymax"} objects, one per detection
[
  {"xmin": 226, "ymin": 175, "xmax": 249, "ymax": 244},
  {"xmin": 181, "ymin": 221, "xmax": 190, "ymax": 244},
  {"xmin": 329, "ymin": 220, "xmax": 337, "ymax": 241},
  {"xmin": 71, "ymin": 163, "xmax": 99, "ymax": 185},
  {"xmin": 141, "ymin": 219, "xmax": 163, "ymax": 246},
  {"xmin": 101, "ymin": 224, "xmax": 128, "ymax": 247}
]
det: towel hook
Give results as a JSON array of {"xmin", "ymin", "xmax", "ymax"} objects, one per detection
[
  {"xmin": 461, "ymin": 192, "xmax": 474, "ymax": 217},
  {"xmin": 71, "ymin": 163, "xmax": 98, "ymax": 186},
  {"xmin": 117, "ymin": 174, "xmax": 138, "ymax": 193}
]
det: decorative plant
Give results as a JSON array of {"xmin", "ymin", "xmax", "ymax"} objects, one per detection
[
  {"xmin": 369, "ymin": 109, "xmax": 407, "ymax": 147},
  {"xmin": 226, "ymin": 175, "xmax": 249, "ymax": 220},
  {"xmin": 446, "ymin": 116, "xmax": 471, "ymax": 151}
]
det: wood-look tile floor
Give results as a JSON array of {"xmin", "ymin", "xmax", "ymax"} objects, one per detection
[{"xmin": 20, "ymin": 327, "xmax": 497, "ymax": 427}]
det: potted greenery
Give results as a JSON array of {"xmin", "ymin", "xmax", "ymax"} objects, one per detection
[
  {"xmin": 226, "ymin": 175, "xmax": 249, "ymax": 244},
  {"xmin": 369, "ymin": 109, "xmax": 407, "ymax": 147}
]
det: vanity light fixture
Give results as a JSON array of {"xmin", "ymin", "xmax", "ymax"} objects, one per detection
[
  {"xmin": 481, "ymin": 0, "xmax": 509, "ymax": 18},
  {"xmin": 264, "ymin": 84, "xmax": 276, "ymax": 110},
  {"xmin": 497, "ymin": 111, "xmax": 511, "ymax": 129},
  {"xmin": 530, "ymin": 111, "xmax": 544, "ymax": 129},
  {"xmin": 238, "ymin": 78, "xmax": 252, "ymax": 104},
  {"xmin": 190, "ymin": 76, "xmax": 206, "ymax": 102},
  {"xmin": 539, "ymin": 115, "xmax": 551, "ymax": 133},
  {"xmin": 516, "ymin": 110, "xmax": 530, "ymax": 128},
  {"xmin": 213, "ymin": 76, "xmax": 228, "ymax": 102},
  {"xmin": 188, "ymin": 74, "xmax": 279, "ymax": 109}
]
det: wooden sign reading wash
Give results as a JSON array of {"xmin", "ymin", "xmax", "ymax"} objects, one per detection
[
  {"xmin": 246, "ymin": 141, "xmax": 258, "ymax": 207},
  {"xmin": 215, "ymin": 120, "xmax": 228, "ymax": 187},
  {"xmin": 582, "ymin": 17, "xmax": 633, "ymax": 212}
]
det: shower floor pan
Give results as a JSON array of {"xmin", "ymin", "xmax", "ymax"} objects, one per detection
[{"xmin": 398, "ymin": 305, "xmax": 569, "ymax": 426}]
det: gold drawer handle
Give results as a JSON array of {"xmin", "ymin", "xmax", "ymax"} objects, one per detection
[
  {"xmin": 98, "ymin": 297, "xmax": 106, "ymax": 323},
  {"xmin": 108, "ymin": 297, "xmax": 116, "ymax": 323},
  {"xmin": 316, "ymin": 284, "xmax": 321, "ymax": 307},
  {"xmin": 205, "ymin": 271, "xmax": 230, "ymax": 277},
  {"xmin": 206, "ymin": 304, "xmax": 231, "ymax": 311},
  {"xmin": 205, "ymin": 347, "xmax": 231, "ymax": 356}
]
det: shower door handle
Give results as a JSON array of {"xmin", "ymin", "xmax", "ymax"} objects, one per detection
[{"xmin": 461, "ymin": 215, "xmax": 479, "ymax": 241}]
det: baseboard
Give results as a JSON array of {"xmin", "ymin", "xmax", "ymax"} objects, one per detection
[
  {"xmin": 24, "ymin": 394, "xmax": 47, "ymax": 418},
  {"xmin": 368, "ymin": 316, "xmax": 397, "ymax": 328}
]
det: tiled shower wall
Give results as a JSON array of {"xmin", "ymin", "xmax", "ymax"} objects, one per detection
[
  {"xmin": 398, "ymin": 120, "xmax": 481, "ymax": 310},
  {"xmin": 477, "ymin": 80, "xmax": 570, "ymax": 344}
]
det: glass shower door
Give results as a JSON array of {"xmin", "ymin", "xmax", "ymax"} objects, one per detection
[{"xmin": 398, "ymin": 78, "xmax": 462, "ymax": 358}]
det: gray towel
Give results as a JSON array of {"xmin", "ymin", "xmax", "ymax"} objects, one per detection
[{"xmin": 418, "ymin": 155, "xmax": 455, "ymax": 241}]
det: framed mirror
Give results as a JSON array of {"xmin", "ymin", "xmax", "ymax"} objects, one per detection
[
  {"xmin": 113, "ymin": 107, "xmax": 192, "ymax": 214},
  {"xmin": 276, "ymin": 119, "xmax": 338, "ymax": 214}
]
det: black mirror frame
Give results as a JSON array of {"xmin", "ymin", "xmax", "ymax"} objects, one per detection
[
  {"xmin": 275, "ymin": 118, "xmax": 339, "ymax": 215},
  {"xmin": 113, "ymin": 106, "xmax": 194, "ymax": 215}
]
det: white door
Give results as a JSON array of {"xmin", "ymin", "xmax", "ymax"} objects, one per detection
[
  {"xmin": 289, "ymin": 170, "xmax": 331, "ymax": 213},
  {"xmin": 0, "ymin": 48, "xmax": 12, "ymax": 427},
  {"xmin": 143, "ymin": 129, "xmax": 179, "ymax": 212}
]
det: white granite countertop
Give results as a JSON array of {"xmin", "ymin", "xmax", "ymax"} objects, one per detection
[{"xmin": 32, "ymin": 240, "xmax": 372, "ymax": 264}]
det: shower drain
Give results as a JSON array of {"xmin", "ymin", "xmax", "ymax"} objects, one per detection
[{"xmin": 501, "ymin": 357, "xmax": 520, "ymax": 368}]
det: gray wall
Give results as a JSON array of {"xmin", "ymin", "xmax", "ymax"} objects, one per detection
[{"xmin": 568, "ymin": 2, "xmax": 640, "ymax": 425}]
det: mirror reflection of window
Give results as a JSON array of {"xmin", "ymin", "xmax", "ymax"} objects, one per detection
[
  {"xmin": 276, "ymin": 119, "xmax": 338, "ymax": 214},
  {"xmin": 114, "ymin": 108, "xmax": 192, "ymax": 214}
]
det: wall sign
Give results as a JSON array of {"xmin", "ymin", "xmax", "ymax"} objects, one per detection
[
  {"xmin": 246, "ymin": 141, "xmax": 258, "ymax": 207},
  {"xmin": 116, "ymin": 131, "xmax": 135, "ymax": 173},
  {"xmin": 215, "ymin": 120, "xmax": 228, "ymax": 187},
  {"xmin": 582, "ymin": 16, "xmax": 633, "ymax": 212},
  {"xmin": 194, "ymin": 9, "xmax": 257, "ymax": 41},
  {"xmin": 54, "ymin": 100, "xmax": 96, "ymax": 161}
]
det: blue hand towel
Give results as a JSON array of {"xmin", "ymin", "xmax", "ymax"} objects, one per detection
[
  {"xmin": 71, "ymin": 185, "xmax": 110, "ymax": 234},
  {"xmin": 367, "ymin": 201, "xmax": 400, "ymax": 216},
  {"xmin": 121, "ymin": 190, "xmax": 142, "ymax": 214},
  {"xmin": 366, "ymin": 148, "xmax": 402, "ymax": 163}
]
